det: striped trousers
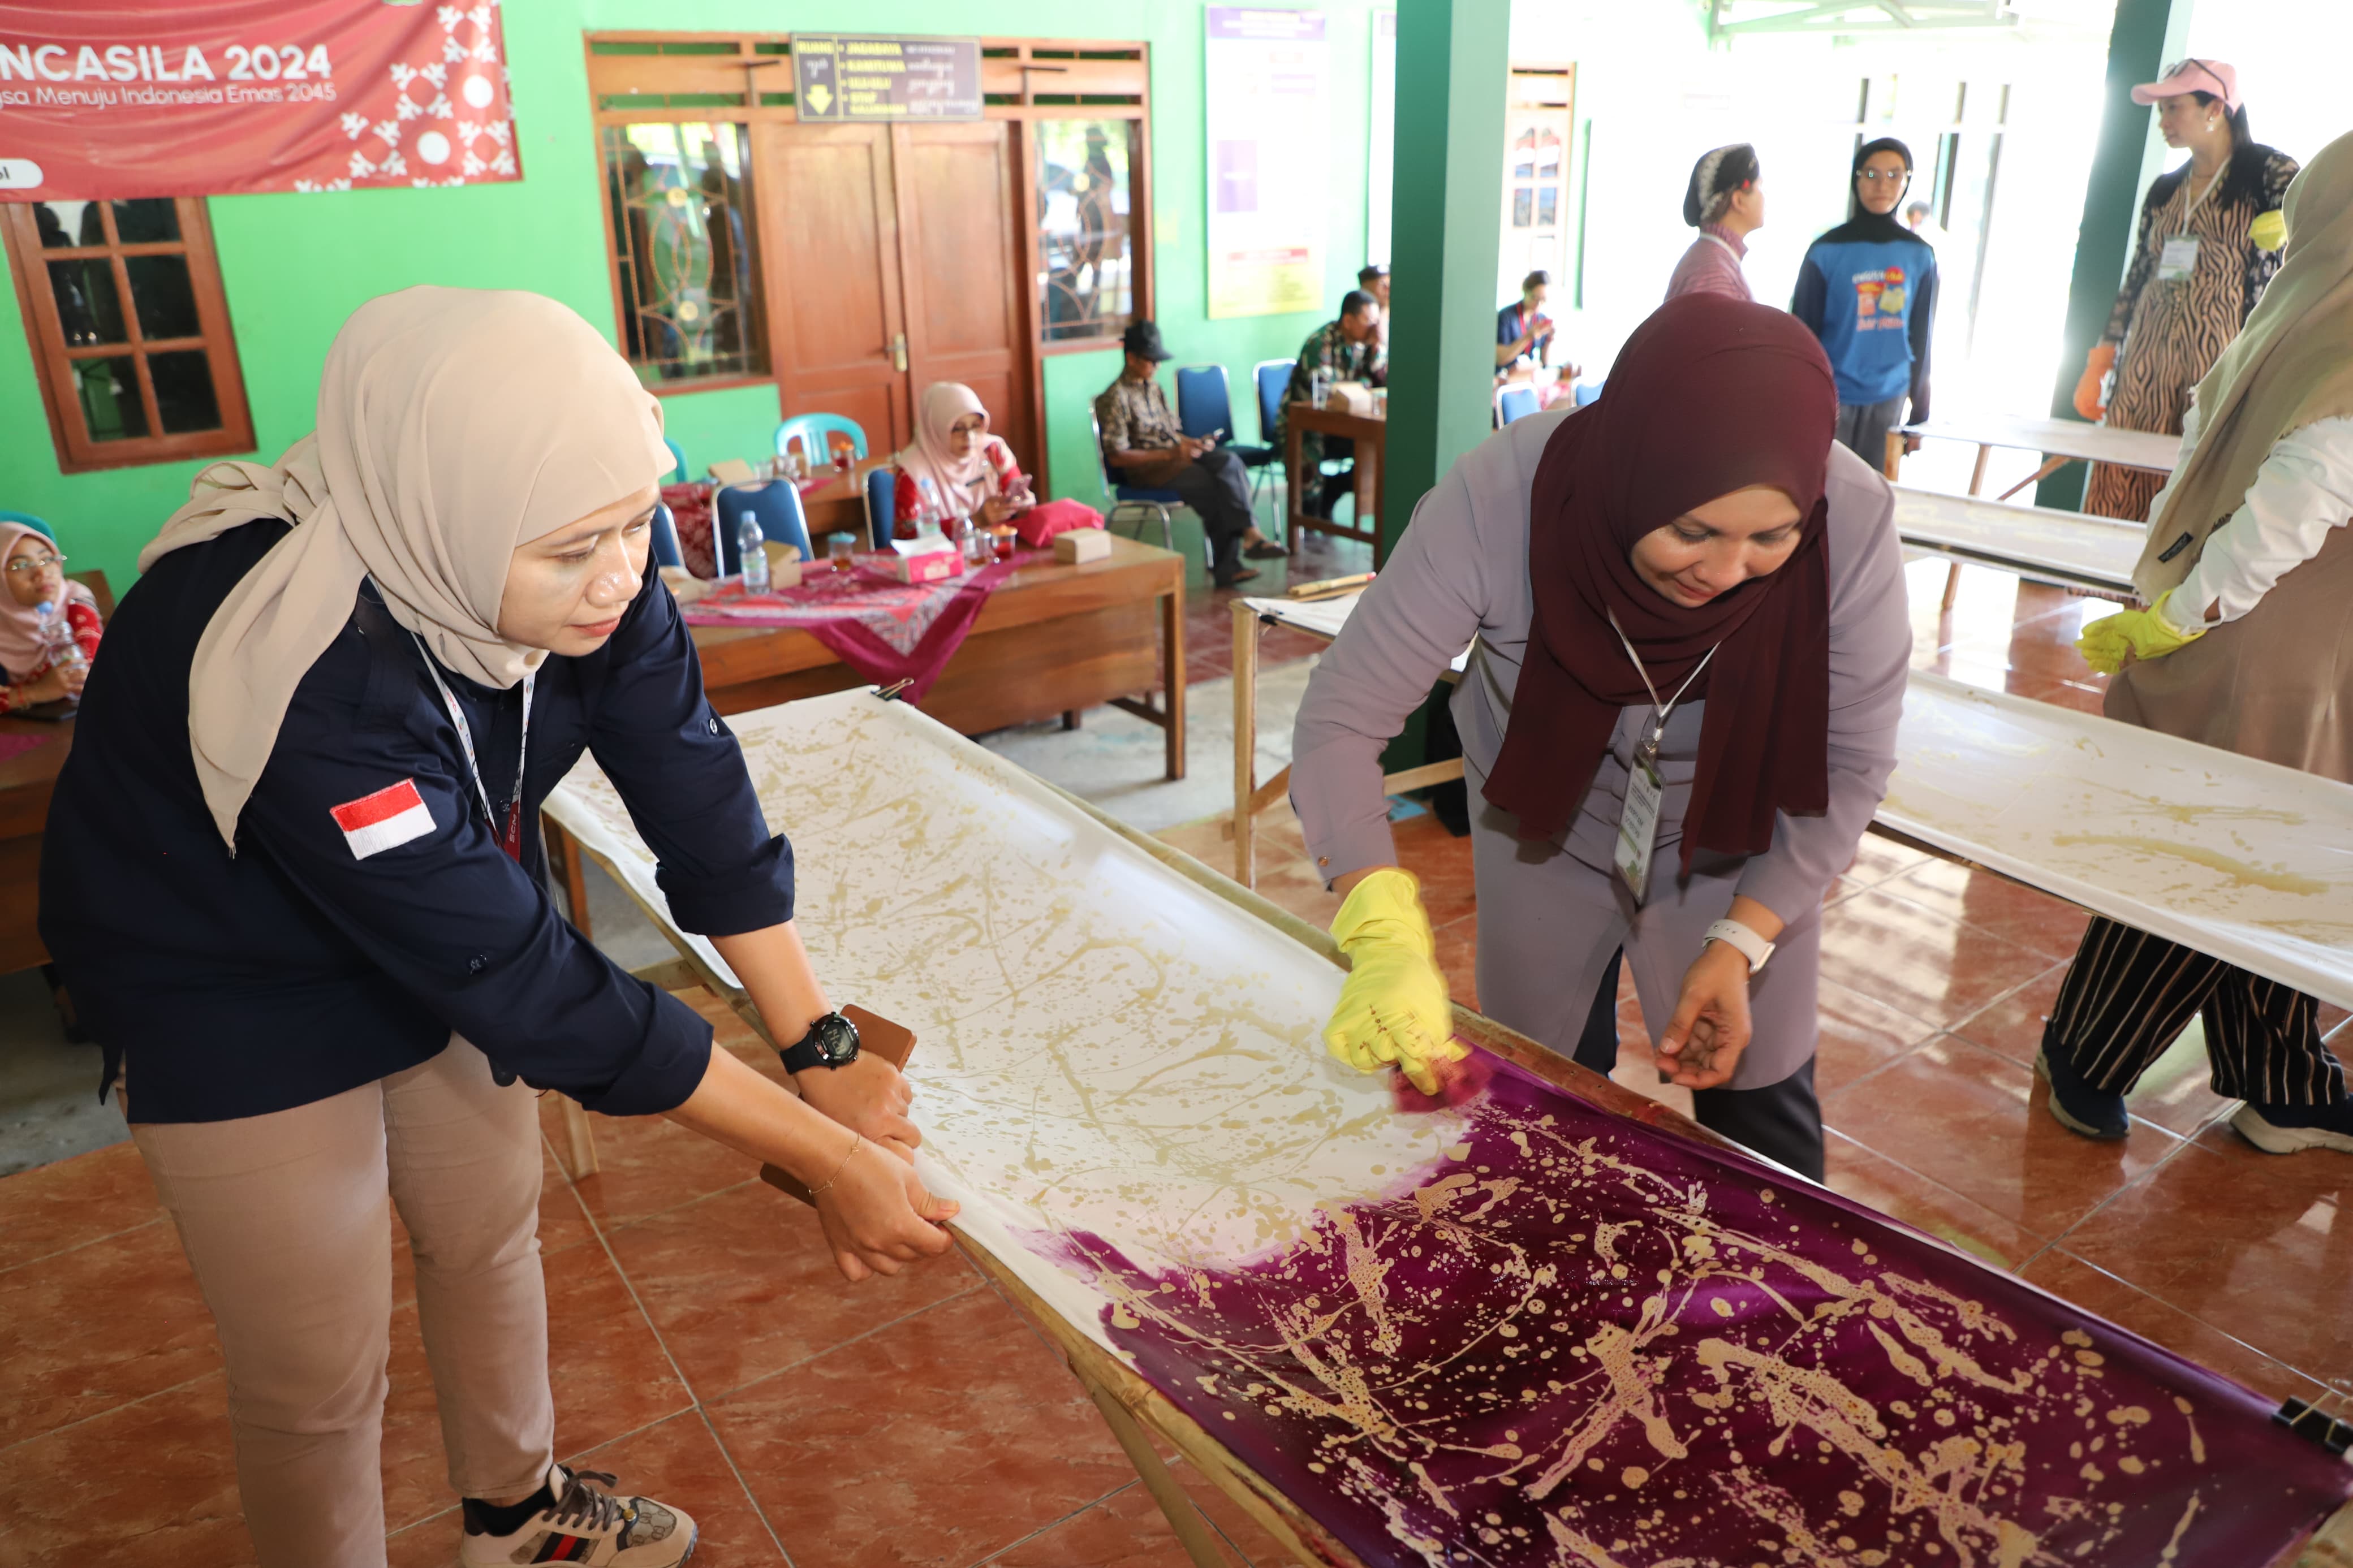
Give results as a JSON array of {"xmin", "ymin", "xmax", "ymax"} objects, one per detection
[{"xmin": 2046, "ymin": 917, "xmax": 2344, "ymax": 1105}]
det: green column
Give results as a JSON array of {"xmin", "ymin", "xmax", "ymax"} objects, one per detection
[
  {"xmin": 2038, "ymin": 0, "xmax": 2192, "ymax": 510},
  {"xmin": 1381, "ymin": 0, "xmax": 1510, "ymax": 554}
]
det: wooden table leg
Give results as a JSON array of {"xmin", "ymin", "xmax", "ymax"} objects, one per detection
[
  {"xmin": 1232, "ymin": 600, "xmax": 1259, "ymax": 888},
  {"xmin": 1359, "ymin": 435, "xmax": 1384, "ymax": 567},
  {"xmin": 1081, "ymin": 1375, "xmax": 1233, "ymax": 1568},
  {"xmin": 1285, "ymin": 420, "xmax": 1305, "ymax": 559},
  {"xmin": 1881, "ymin": 426, "xmax": 1904, "ymax": 481},
  {"xmin": 559, "ymin": 1099, "xmax": 600, "ymax": 1178},
  {"xmin": 1162, "ymin": 576, "xmax": 1187, "ymax": 783}
]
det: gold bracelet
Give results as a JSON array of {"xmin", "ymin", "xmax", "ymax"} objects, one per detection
[{"xmin": 807, "ymin": 1130, "xmax": 862, "ymax": 1199}]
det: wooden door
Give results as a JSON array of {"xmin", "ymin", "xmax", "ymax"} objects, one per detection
[
  {"xmin": 892, "ymin": 121, "xmax": 1038, "ymax": 478},
  {"xmin": 753, "ymin": 122, "xmax": 911, "ymax": 456}
]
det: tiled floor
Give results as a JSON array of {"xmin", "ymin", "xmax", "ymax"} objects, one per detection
[{"xmin": 2, "ymin": 558, "xmax": 2347, "ymax": 1566}]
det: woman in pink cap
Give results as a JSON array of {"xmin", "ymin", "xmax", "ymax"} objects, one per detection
[{"xmin": 2073, "ymin": 58, "xmax": 2297, "ymax": 522}]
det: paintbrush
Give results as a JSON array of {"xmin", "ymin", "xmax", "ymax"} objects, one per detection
[{"xmin": 1389, "ymin": 1044, "xmax": 1494, "ymax": 1113}]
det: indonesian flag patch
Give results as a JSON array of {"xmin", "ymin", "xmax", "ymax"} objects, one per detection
[{"xmin": 329, "ymin": 779, "xmax": 438, "ymax": 859}]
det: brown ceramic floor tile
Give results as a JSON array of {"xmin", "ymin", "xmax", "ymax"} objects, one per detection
[
  {"xmin": 1879, "ymin": 858, "xmax": 2093, "ymax": 961},
  {"xmin": 537, "ymin": 1094, "xmax": 765, "ymax": 1231},
  {"xmin": 1817, "ymin": 888, "xmax": 2055, "ymax": 1033},
  {"xmin": 1813, "ymin": 976, "xmax": 1938, "ymax": 1099},
  {"xmin": 533, "ymin": 1139, "xmax": 604, "ymax": 1260},
  {"xmin": 1824, "ymin": 1035, "xmax": 2183, "ymax": 1238},
  {"xmin": 1820, "ymin": 1130, "xmax": 2042, "ymax": 1272},
  {"xmin": 1838, "ymin": 832, "xmax": 1933, "ymax": 892},
  {"xmin": 0, "ymin": 1371, "xmax": 252, "ymax": 1568},
  {"xmin": 2061, "ymin": 1139, "xmax": 2353, "ymax": 1398},
  {"xmin": 2113, "ymin": 1018, "xmax": 2239, "ymax": 1139},
  {"xmin": 1946, "ymin": 961, "xmax": 2069, "ymax": 1065},
  {"xmin": 990, "ymin": 1479, "xmax": 1244, "ymax": 1568},
  {"xmin": 1165, "ymin": 1454, "xmax": 1305, "ymax": 1567},
  {"xmin": 0, "ymin": 1216, "xmax": 222, "ymax": 1448},
  {"xmin": 0, "ymin": 1139, "xmax": 163, "ymax": 1272},
  {"xmin": 605, "ymin": 1180, "xmax": 977, "ymax": 1402},
  {"xmin": 2016, "ymin": 1249, "xmax": 2329, "ymax": 1410},
  {"xmin": 709, "ymin": 1288, "xmax": 1135, "ymax": 1568},
  {"xmin": 1431, "ymin": 914, "xmax": 1479, "ymax": 1012},
  {"xmin": 1391, "ymin": 813, "xmax": 1475, "ymax": 928}
]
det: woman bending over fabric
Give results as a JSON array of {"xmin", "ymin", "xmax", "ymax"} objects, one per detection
[
  {"xmin": 40, "ymin": 288, "xmax": 956, "ymax": 1568},
  {"xmin": 1289, "ymin": 294, "xmax": 1911, "ymax": 1182},
  {"xmin": 2042, "ymin": 129, "xmax": 2353, "ymax": 1157},
  {"xmin": 0, "ymin": 522, "xmax": 101, "ymax": 714},
  {"xmin": 2074, "ymin": 58, "xmax": 2296, "ymax": 521},
  {"xmin": 891, "ymin": 382, "xmax": 1033, "ymax": 537}
]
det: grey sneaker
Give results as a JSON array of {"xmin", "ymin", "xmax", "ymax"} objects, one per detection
[
  {"xmin": 2232, "ymin": 1099, "xmax": 2353, "ymax": 1155},
  {"xmin": 459, "ymin": 1465, "xmax": 696, "ymax": 1566}
]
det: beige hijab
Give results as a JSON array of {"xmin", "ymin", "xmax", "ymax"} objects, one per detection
[
  {"xmin": 2136, "ymin": 129, "xmax": 2353, "ymax": 600},
  {"xmin": 141, "ymin": 287, "xmax": 669, "ymax": 850},
  {"xmin": 893, "ymin": 382, "xmax": 1006, "ymax": 515}
]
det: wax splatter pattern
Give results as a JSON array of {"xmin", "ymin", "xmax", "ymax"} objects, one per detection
[{"xmin": 1059, "ymin": 1057, "xmax": 2351, "ymax": 1568}]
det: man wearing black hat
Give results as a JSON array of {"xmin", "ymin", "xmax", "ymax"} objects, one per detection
[{"xmin": 1094, "ymin": 319, "xmax": 1282, "ymax": 586}]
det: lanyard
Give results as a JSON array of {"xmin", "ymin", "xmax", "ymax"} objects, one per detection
[
  {"xmin": 1608, "ymin": 610, "xmax": 1717, "ymax": 768},
  {"xmin": 411, "ymin": 631, "xmax": 535, "ymax": 863},
  {"xmin": 2174, "ymin": 163, "xmax": 2226, "ymax": 237}
]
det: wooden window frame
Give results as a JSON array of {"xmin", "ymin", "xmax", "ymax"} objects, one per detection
[{"xmin": 1, "ymin": 197, "xmax": 254, "ymax": 474}]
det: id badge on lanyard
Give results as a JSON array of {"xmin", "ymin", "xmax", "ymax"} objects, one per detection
[
  {"xmin": 2157, "ymin": 235, "xmax": 2201, "ymax": 282},
  {"xmin": 1606, "ymin": 611, "xmax": 1717, "ymax": 904},
  {"xmin": 412, "ymin": 632, "xmax": 535, "ymax": 863}
]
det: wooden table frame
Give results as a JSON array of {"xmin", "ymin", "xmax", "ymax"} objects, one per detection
[
  {"xmin": 544, "ymin": 708, "xmax": 2353, "ymax": 1566},
  {"xmin": 1283, "ymin": 404, "xmax": 1387, "ymax": 567},
  {"xmin": 1227, "ymin": 598, "xmax": 1459, "ymax": 888}
]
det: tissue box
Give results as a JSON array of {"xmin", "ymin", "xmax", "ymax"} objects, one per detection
[
  {"xmin": 1054, "ymin": 529, "xmax": 1111, "ymax": 564},
  {"xmin": 873, "ymin": 543, "xmax": 963, "ymax": 584}
]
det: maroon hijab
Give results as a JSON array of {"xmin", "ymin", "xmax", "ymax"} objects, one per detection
[{"xmin": 1481, "ymin": 293, "xmax": 1838, "ymax": 871}]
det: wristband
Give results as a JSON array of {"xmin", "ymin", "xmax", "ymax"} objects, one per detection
[{"xmin": 1704, "ymin": 918, "xmax": 1775, "ymax": 975}]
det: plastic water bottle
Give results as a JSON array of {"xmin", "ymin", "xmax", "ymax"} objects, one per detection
[
  {"xmin": 736, "ymin": 515, "xmax": 769, "ymax": 594},
  {"xmin": 35, "ymin": 601, "xmax": 84, "ymax": 677},
  {"xmin": 917, "ymin": 476, "xmax": 945, "ymax": 532}
]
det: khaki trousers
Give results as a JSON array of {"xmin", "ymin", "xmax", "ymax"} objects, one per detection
[{"xmin": 132, "ymin": 1038, "xmax": 554, "ymax": 1568}]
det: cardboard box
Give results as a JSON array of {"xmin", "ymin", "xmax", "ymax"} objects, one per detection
[
  {"xmin": 873, "ymin": 542, "xmax": 963, "ymax": 584},
  {"xmin": 1053, "ymin": 529, "xmax": 1111, "ymax": 564},
  {"xmin": 1325, "ymin": 381, "xmax": 1378, "ymax": 417}
]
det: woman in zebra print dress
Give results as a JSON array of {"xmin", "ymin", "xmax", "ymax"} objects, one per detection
[{"xmin": 2076, "ymin": 59, "xmax": 2296, "ymax": 521}]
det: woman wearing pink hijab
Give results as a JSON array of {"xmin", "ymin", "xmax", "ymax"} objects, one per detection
[
  {"xmin": 0, "ymin": 521, "xmax": 101, "ymax": 714},
  {"xmin": 889, "ymin": 381, "xmax": 1032, "ymax": 534}
]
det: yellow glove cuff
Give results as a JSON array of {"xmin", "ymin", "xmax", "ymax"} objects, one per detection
[
  {"xmin": 2250, "ymin": 208, "xmax": 2287, "ymax": 252},
  {"xmin": 1330, "ymin": 867, "xmax": 1435, "ymax": 960},
  {"xmin": 2148, "ymin": 587, "xmax": 2205, "ymax": 642}
]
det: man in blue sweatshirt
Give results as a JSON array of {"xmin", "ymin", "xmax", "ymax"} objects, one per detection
[{"xmin": 1791, "ymin": 137, "xmax": 1939, "ymax": 466}]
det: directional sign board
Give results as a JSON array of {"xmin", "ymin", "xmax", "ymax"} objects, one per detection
[{"xmin": 792, "ymin": 34, "xmax": 983, "ymax": 123}]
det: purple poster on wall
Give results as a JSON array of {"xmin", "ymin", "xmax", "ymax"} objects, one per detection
[
  {"xmin": 1204, "ymin": 7, "xmax": 1329, "ymax": 317},
  {"xmin": 1054, "ymin": 1053, "xmax": 2352, "ymax": 1567}
]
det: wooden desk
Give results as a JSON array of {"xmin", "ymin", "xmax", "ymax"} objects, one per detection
[
  {"xmin": 1282, "ymin": 403, "xmax": 1386, "ymax": 566},
  {"xmin": 795, "ymin": 456, "xmax": 890, "ymax": 544}
]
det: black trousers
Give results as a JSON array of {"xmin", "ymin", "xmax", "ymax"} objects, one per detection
[
  {"xmin": 2046, "ymin": 917, "xmax": 2342, "ymax": 1105},
  {"xmin": 1572, "ymin": 949, "xmax": 1825, "ymax": 1182},
  {"xmin": 1161, "ymin": 447, "xmax": 1254, "ymax": 577},
  {"xmin": 1303, "ymin": 435, "xmax": 1356, "ymax": 519}
]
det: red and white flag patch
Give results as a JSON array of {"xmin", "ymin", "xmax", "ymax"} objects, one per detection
[{"xmin": 328, "ymin": 779, "xmax": 438, "ymax": 860}]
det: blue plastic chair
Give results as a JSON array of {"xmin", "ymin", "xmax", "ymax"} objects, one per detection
[
  {"xmin": 661, "ymin": 437, "xmax": 688, "ymax": 483},
  {"xmin": 0, "ymin": 510, "xmax": 57, "ymax": 540},
  {"xmin": 1572, "ymin": 379, "xmax": 1605, "ymax": 407},
  {"xmin": 648, "ymin": 502, "xmax": 684, "ymax": 570},
  {"xmin": 1497, "ymin": 386, "xmax": 1541, "ymax": 426},
  {"xmin": 864, "ymin": 465, "xmax": 898, "ymax": 550},
  {"xmin": 774, "ymin": 413, "xmax": 867, "ymax": 468},
  {"xmin": 713, "ymin": 481, "xmax": 815, "ymax": 576},
  {"xmin": 1090, "ymin": 408, "xmax": 1200, "ymax": 566},
  {"xmin": 1176, "ymin": 364, "xmax": 1276, "ymax": 512}
]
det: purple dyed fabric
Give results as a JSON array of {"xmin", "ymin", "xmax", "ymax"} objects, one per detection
[{"xmin": 1055, "ymin": 1056, "xmax": 2349, "ymax": 1567}]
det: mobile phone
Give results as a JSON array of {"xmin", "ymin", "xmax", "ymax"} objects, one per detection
[{"xmin": 759, "ymin": 1005, "xmax": 917, "ymax": 1206}]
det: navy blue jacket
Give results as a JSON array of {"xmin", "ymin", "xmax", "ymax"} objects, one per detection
[
  {"xmin": 1790, "ymin": 215, "xmax": 1938, "ymax": 418},
  {"xmin": 39, "ymin": 519, "xmax": 794, "ymax": 1124}
]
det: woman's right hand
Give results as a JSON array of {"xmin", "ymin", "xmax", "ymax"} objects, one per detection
[
  {"xmin": 16, "ymin": 667, "xmax": 73, "ymax": 706},
  {"xmin": 1324, "ymin": 867, "xmax": 1464, "ymax": 1094},
  {"xmin": 977, "ymin": 495, "xmax": 1013, "ymax": 527},
  {"xmin": 2073, "ymin": 343, "xmax": 2116, "ymax": 421},
  {"xmin": 814, "ymin": 1137, "xmax": 960, "ymax": 1281}
]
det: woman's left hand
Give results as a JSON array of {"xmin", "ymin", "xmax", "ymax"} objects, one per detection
[
  {"xmin": 1653, "ymin": 940, "xmax": 1755, "ymax": 1090},
  {"xmin": 977, "ymin": 495, "xmax": 1013, "ymax": 527},
  {"xmin": 795, "ymin": 1055, "xmax": 920, "ymax": 1160}
]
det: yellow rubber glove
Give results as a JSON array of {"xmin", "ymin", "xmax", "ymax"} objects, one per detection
[
  {"xmin": 2072, "ymin": 343, "xmax": 2116, "ymax": 421},
  {"xmin": 2250, "ymin": 208, "xmax": 2288, "ymax": 252},
  {"xmin": 2077, "ymin": 588, "xmax": 2205, "ymax": 675},
  {"xmin": 1324, "ymin": 868, "xmax": 1464, "ymax": 1095}
]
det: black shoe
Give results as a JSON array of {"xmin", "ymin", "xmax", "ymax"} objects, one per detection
[
  {"xmin": 2231, "ymin": 1098, "xmax": 2353, "ymax": 1155},
  {"xmin": 1213, "ymin": 567, "xmax": 1260, "ymax": 589},
  {"xmin": 2033, "ymin": 1036, "xmax": 2128, "ymax": 1141},
  {"xmin": 1243, "ymin": 538, "xmax": 1288, "ymax": 560}
]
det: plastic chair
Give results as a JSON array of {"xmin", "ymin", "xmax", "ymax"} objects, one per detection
[
  {"xmin": 1572, "ymin": 379, "xmax": 1605, "ymax": 408},
  {"xmin": 661, "ymin": 437, "xmax": 688, "ymax": 483},
  {"xmin": 0, "ymin": 509, "xmax": 57, "ymax": 540},
  {"xmin": 1176, "ymin": 364, "xmax": 1276, "ymax": 506},
  {"xmin": 648, "ymin": 502, "xmax": 684, "ymax": 571},
  {"xmin": 713, "ymin": 480, "xmax": 815, "ymax": 576},
  {"xmin": 1090, "ymin": 407, "xmax": 1183, "ymax": 555},
  {"xmin": 864, "ymin": 465, "xmax": 898, "ymax": 550},
  {"xmin": 1497, "ymin": 386, "xmax": 1541, "ymax": 426},
  {"xmin": 774, "ymin": 413, "xmax": 867, "ymax": 468}
]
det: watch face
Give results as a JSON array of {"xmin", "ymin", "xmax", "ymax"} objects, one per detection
[{"xmin": 811, "ymin": 1011, "xmax": 861, "ymax": 1065}]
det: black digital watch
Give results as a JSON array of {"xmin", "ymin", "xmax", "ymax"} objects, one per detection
[{"xmin": 778, "ymin": 1010, "xmax": 862, "ymax": 1073}]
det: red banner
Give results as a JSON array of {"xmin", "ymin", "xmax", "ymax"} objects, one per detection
[{"xmin": 0, "ymin": 1, "xmax": 520, "ymax": 201}]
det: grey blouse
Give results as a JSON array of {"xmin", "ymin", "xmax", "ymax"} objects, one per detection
[{"xmin": 1291, "ymin": 409, "xmax": 1913, "ymax": 925}]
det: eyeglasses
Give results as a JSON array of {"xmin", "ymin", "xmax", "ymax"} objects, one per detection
[
  {"xmin": 5, "ymin": 552, "xmax": 63, "ymax": 574},
  {"xmin": 1856, "ymin": 169, "xmax": 1909, "ymax": 183}
]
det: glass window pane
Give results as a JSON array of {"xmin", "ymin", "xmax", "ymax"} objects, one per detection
[
  {"xmin": 1037, "ymin": 120, "xmax": 1136, "ymax": 344},
  {"xmin": 1512, "ymin": 188, "xmax": 1533, "ymax": 228},
  {"xmin": 111, "ymin": 199, "xmax": 180, "ymax": 244},
  {"xmin": 124, "ymin": 254, "xmax": 202, "ymax": 340},
  {"xmin": 31, "ymin": 201, "xmax": 98, "ymax": 248},
  {"xmin": 600, "ymin": 122, "xmax": 763, "ymax": 385},
  {"xmin": 71, "ymin": 356, "xmax": 148, "ymax": 443},
  {"xmin": 1537, "ymin": 186, "xmax": 1559, "ymax": 227},
  {"xmin": 150, "ymin": 349, "xmax": 223, "ymax": 434},
  {"xmin": 47, "ymin": 259, "xmax": 126, "ymax": 347}
]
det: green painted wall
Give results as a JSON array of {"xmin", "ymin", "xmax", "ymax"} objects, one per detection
[{"xmin": 0, "ymin": 0, "xmax": 1385, "ymax": 588}]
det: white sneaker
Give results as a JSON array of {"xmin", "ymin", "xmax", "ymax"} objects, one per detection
[{"xmin": 458, "ymin": 1464, "xmax": 697, "ymax": 1566}]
